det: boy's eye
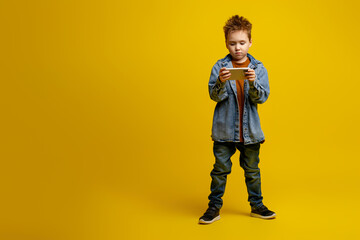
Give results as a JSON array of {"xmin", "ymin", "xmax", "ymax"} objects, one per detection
[{"xmin": 230, "ymin": 42, "xmax": 245, "ymax": 46}]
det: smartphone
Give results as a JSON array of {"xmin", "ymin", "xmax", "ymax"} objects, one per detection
[{"xmin": 225, "ymin": 67, "xmax": 249, "ymax": 80}]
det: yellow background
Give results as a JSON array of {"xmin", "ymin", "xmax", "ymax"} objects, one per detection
[{"xmin": 1, "ymin": 0, "xmax": 360, "ymax": 239}]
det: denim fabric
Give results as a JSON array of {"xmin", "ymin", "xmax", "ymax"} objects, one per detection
[
  {"xmin": 208, "ymin": 141, "xmax": 263, "ymax": 209},
  {"xmin": 208, "ymin": 53, "xmax": 270, "ymax": 144}
]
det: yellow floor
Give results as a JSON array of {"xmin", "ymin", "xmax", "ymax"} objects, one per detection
[
  {"xmin": 2, "ymin": 175, "xmax": 358, "ymax": 240},
  {"xmin": 76, "ymin": 182, "xmax": 358, "ymax": 240},
  {"xmin": 2, "ymin": 144, "xmax": 359, "ymax": 240}
]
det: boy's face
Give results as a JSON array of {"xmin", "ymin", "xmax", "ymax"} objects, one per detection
[{"xmin": 226, "ymin": 30, "xmax": 252, "ymax": 63}]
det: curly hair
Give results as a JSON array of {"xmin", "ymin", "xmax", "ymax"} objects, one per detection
[{"xmin": 223, "ymin": 15, "xmax": 252, "ymax": 42}]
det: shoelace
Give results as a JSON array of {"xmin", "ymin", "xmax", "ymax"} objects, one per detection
[
  {"xmin": 205, "ymin": 208, "xmax": 218, "ymax": 216},
  {"xmin": 253, "ymin": 205, "xmax": 268, "ymax": 212},
  {"xmin": 259, "ymin": 205, "xmax": 268, "ymax": 211}
]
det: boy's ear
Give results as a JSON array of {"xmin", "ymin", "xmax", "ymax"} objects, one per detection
[{"xmin": 249, "ymin": 39, "xmax": 252, "ymax": 47}]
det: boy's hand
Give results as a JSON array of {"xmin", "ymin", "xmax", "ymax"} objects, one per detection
[
  {"xmin": 219, "ymin": 67, "xmax": 231, "ymax": 82},
  {"xmin": 245, "ymin": 68, "xmax": 256, "ymax": 82}
]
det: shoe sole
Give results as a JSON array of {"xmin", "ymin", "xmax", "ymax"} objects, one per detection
[
  {"xmin": 250, "ymin": 212, "xmax": 276, "ymax": 219},
  {"xmin": 198, "ymin": 215, "xmax": 221, "ymax": 224}
]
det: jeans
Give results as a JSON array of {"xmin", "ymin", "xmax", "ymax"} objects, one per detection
[{"xmin": 208, "ymin": 141, "xmax": 264, "ymax": 209}]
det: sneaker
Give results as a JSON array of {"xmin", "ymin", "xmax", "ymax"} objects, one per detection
[
  {"xmin": 199, "ymin": 206, "xmax": 220, "ymax": 224},
  {"xmin": 250, "ymin": 205, "xmax": 276, "ymax": 219}
]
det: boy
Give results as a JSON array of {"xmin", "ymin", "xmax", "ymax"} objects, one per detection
[{"xmin": 199, "ymin": 15, "xmax": 275, "ymax": 224}]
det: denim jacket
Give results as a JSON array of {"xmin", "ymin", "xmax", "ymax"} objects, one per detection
[{"xmin": 209, "ymin": 53, "xmax": 270, "ymax": 144}]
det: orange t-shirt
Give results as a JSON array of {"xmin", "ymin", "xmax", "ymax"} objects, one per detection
[{"xmin": 231, "ymin": 57, "xmax": 251, "ymax": 142}]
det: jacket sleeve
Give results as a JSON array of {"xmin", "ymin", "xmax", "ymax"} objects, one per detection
[
  {"xmin": 248, "ymin": 65, "xmax": 270, "ymax": 104},
  {"xmin": 208, "ymin": 62, "xmax": 229, "ymax": 102}
]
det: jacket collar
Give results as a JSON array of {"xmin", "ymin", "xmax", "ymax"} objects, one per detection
[{"xmin": 221, "ymin": 53, "xmax": 259, "ymax": 69}]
